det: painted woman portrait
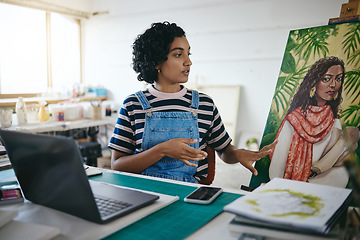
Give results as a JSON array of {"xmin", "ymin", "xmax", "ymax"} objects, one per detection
[{"xmin": 269, "ymin": 56, "xmax": 352, "ymax": 188}]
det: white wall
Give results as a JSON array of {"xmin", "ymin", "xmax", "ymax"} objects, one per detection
[{"xmin": 78, "ymin": 0, "xmax": 342, "ymax": 145}]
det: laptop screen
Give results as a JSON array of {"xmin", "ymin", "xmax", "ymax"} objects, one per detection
[{"xmin": 0, "ymin": 130, "xmax": 101, "ymax": 222}]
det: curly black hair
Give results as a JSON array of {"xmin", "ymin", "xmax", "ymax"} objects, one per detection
[
  {"xmin": 287, "ymin": 56, "xmax": 345, "ymax": 118},
  {"xmin": 132, "ymin": 22, "xmax": 186, "ymax": 84}
]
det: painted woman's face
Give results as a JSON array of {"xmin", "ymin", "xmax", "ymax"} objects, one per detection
[{"xmin": 315, "ymin": 65, "xmax": 343, "ymax": 106}]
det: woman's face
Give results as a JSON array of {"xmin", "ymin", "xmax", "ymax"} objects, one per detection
[
  {"xmin": 156, "ymin": 36, "xmax": 192, "ymax": 92},
  {"xmin": 315, "ymin": 65, "xmax": 343, "ymax": 106}
]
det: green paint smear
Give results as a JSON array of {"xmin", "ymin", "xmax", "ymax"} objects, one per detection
[
  {"xmin": 245, "ymin": 199, "xmax": 259, "ymax": 206},
  {"xmin": 249, "ymin": 189, "xmax": 324, "ymax": 218},
  {"xmin": 253, "ymin": 208, "xmax": 261, "ymax": 213}
]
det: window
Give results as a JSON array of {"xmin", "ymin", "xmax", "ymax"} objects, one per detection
[
  {"xmin": 51, "ymin": 13, "xmax": 81, "ymax": 96},
  {"xmin": 0, "ymin": 3, "xmax": 81, "ymax": 96}
]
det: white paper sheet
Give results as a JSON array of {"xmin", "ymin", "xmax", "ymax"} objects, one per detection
[{"xmin": 224, "ymin": 178, "xmax": 352, "ymax": 233}]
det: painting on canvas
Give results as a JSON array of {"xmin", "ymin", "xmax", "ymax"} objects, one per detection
[{"xmin": 250, "ymin": 22, "xmax": 360, "ymax": 189}]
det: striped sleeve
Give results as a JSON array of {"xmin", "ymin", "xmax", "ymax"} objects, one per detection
[
  {"xmin": 197, "ymin": 92, "xmax": 231, "ymax": 152},
  {"xmin": 195, "ymin": 92, "xmax": 232, "ymax": 181},
  {"xmin": 108, "ymin": 94, "xmax": 142, "ymax": 154}
]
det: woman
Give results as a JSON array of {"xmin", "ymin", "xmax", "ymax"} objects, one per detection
[
  {"xmin": 108, "ymin": 22, "xmax": 275, "ymax": 183},
  {"xmin": 269, "ymin": 56, "xmax": 350, "ymax": 187}
]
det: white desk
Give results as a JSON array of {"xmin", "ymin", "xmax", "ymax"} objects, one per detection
[
  {"xmin": 0, "ymin": 169, "xmax": 245, "ymax": 240},
  {"xmin": 4, "ymin": 116, "xmax": 117, "ymax": 133},
  {"xmin": 0, "ymin": 168, "xmax": 349, "ymax": 240}
]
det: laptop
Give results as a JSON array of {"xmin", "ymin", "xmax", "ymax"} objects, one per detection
[{"xmin": 0, "ymin": 129, "xmax": 159, "ymax": 224}]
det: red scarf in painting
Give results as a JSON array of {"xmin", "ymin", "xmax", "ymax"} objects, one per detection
[{"xmin": 270, "ymin": 105, "xmax": 334, "ymax": 181}]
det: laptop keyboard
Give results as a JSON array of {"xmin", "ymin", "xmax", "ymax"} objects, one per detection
[{"xmin": 94, "ymin": 195, "xmax": 133, "ymax": 218}]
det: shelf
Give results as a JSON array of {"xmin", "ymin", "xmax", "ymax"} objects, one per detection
[
  {"xmin": 0, "ymin": 96, "xmax": 107, "ymax": 108},
  {"xmin": 3, "ymin": 116, "xmax": 117, "ymax": 133}
]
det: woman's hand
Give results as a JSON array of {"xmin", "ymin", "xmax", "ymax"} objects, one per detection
[
  {"xmin": 220, "ymin": 140, "xmax": 278, "ymax": 176},
  {"xmin": 111, "ymin": 138, "xmax": 207, "ymax": 173},
  {"xmin": 157, "ymin": 138, "xmax": 208, "ymax": 167}
]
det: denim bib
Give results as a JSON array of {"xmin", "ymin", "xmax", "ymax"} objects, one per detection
[{"xmin": 135, "ymin": 90, "xmax": 200, "ymax": 183}]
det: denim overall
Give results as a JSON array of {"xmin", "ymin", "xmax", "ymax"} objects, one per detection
[{"xmin": 135, "ymin": 90, "xmax": 200, "ymax": 183}]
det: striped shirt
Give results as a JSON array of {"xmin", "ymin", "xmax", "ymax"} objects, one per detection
[{"xmin": 108, "ymin": 85, "xmax": 232, "ymax": 181}]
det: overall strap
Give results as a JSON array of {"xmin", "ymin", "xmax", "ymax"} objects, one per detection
[
  {"xmin": 190, "ymin": 90, "xmax": 199, "ymax": 109},
  {"xmin": 135, "ymin": 91, "xmax": 151, "ymax": 110}
]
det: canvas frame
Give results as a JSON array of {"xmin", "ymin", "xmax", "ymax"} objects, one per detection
[{"xmin": 250, "ymin": 22, "xmax": 360, "ymax": 189}]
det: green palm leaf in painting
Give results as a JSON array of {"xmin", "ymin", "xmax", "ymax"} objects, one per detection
[
  {"xmin": 341, "ymin": 105, "xmax": 360, "ymax": 126},
  {"xmin": 342, "ymin": 23, "xmax": 360, "ymax": 59},
  {"xmin": 344, "ymin": 70, "xmax": 360, "ymax": 102},
  {"xmin": 348, "ymin": 49, "xmax": 360, "ymax": 67},
  {"xmin": 272, "ymin": 52, "xmax": 308, "ymax": 119},
  {"xmin": 292, "ymin": 25, "xmax": 338, "ymax": 62}
]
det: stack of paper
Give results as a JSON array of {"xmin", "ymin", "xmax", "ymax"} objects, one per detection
[{"xmin": 224, "ymin": 178, "xmax": 352, "ymax": 239}]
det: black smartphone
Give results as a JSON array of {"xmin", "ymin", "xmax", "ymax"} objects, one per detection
[{"xmin": 184, "ymin": 186, "xmax": 223, "ymax": 204}]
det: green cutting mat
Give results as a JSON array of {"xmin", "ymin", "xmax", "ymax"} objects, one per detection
[
  {"xmin": 90, "ymin": 172, "xmax": 242, "ymax": 240},
  {"xmin": 0, "ymin": 169, "xmax": 242, "ymax": 239}
]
